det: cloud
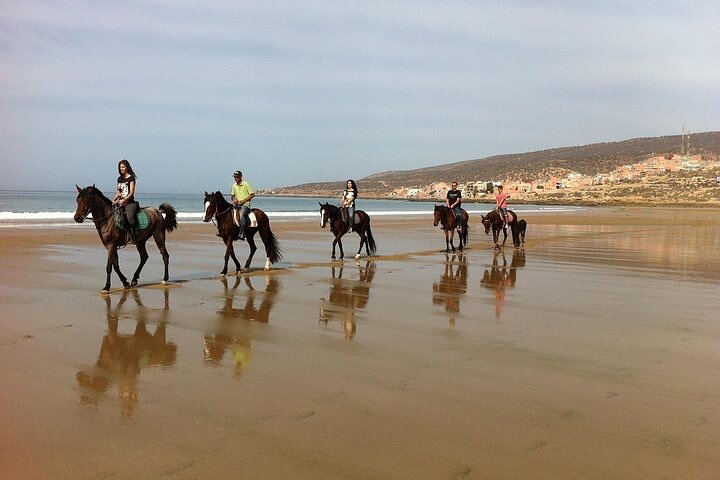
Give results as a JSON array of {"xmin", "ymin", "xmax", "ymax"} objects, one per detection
[{"xmin": 1, "ymin": 0, "xmax": 718, "ymax": 192}]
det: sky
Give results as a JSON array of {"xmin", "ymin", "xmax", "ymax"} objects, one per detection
[{"xmin": 1, "ymin": 1, "xmax": 718, "ymax": 194}]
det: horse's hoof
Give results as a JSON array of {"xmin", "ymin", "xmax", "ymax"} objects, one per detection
[
  {"xmin": 161, "ymin": 280, "xmax": 168, "ymax": 286},
  {"xmin": 131, "ymin": 280, "xmax": 138, "ymax": 287},
  {"xmin": 101, "ymin": 289, "xmax": 110, "ymax": 294},
  {"xmin": 354, "ymin": 254, "xmax": 360, "ymax": 259}
]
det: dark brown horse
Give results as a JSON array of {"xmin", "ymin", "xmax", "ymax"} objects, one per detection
[
  {"xmin": 480, "ymin": 209, "xmax": 521, "ymax": 249},
  {"xmin": 433, "ymin": 205, "xmax": 469, "ymax": 252},
  {"xmin": 74, "ymin": 185, "xmax": 178, "ymax": 293},
  {"xmin": 319, "ymin": 203, "xmax": 377, "ymax": 261},
  {"xmin": 203, "ymin": 191, "xmax": 282, "ymax": 274}
]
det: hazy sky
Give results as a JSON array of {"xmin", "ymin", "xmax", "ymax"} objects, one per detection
[{"xmin": 2, "ymin": 1, "xmax": 718, "ymax": 193}]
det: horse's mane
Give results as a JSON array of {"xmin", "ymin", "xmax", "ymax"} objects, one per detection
[
  {"xmin": 212, "ymin": 191, "xmax": 232, "ymax": 208},
  {"xmin": 85, "ymin": 186, "xmax": 112, "ymax": 205},
  {"xmin": 322, "ymin": 202, "xmax": 339, "ymax": 212}
]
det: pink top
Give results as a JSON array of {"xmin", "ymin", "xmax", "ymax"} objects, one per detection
[{"xmin": 495, "ymin": 192, "xmax": 508, "ymax": 208}]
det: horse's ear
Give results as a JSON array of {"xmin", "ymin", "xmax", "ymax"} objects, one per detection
[
  {"xmin": 204, "ymin": 191, "xmax": 208, "ymax": 196},
  {"xmin": 319, "ymin": 202, "xmax": 322, "ymax": 207},
  {"xmin": 76, "ymin": 184, "xmax": 82, "ymax": 192}
]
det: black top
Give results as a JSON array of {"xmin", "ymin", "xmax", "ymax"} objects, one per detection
[
  {"xmin": 446, "ymin": 188, "xmax": 462, "ymax": 207},
  {"xmin": 117, "ymin": 174, "xmax": 136, "ymax": 202}
]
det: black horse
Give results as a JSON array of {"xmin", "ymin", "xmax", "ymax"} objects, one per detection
[
  {"xmin": 480, "ymin": 209, "xmax": 521, "ymax": 249},
  {"xmin": 433, "ymin": 205, "xmax": 469, "ymax": 252},
  {"xmin": 203, "ymin": 191, "xmax": 282, "ymax": 274},
  {"xmin": 319, "ymin": 202, "xmax": 377, "ymax": 261},
  {"xmin": 74, "ymin": 185, "xmax": 178, "ymax": 293},
  {"xmin": 518, "ymin": 219, "xmax": 527, "ymax": 244}
]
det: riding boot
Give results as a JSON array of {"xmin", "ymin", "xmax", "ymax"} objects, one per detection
[{"xmin": 129, "ymin": 226, "xmax": 138, "ymax": 244}]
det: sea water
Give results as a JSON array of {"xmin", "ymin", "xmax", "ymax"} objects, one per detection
[{"xmin": 0, "ymin": 190, "xmax": 581, "ymax": 227}]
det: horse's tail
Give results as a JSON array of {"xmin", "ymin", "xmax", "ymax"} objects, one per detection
[
  {"xmin": 267, "ymin": 229, "xmax": 284, "ymax": 264},
  {"xmin": 366, "ymin": 223, "xmax": 377, "ymax": 256},
  {"xmin": 159, "ymin": 203, "xmax": 178, "ymax": 232}
]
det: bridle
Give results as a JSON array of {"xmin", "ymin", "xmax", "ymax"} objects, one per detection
[
  {"xmin": 205, "ymin": 196, "xmax": 232, "ymax": 228},
  {"xmin": 78, "ymin": 190, "xmax": 116, "ymax": 223}
]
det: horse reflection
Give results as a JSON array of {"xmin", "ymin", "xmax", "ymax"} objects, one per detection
[
  {"xmin": 432, "ymin": 253, "xmax": 468, "ymax": 326},
  {"xmin": 319, "ymin": 261, "xmax": 376, "ymax": 339},
  {"xmin": 203, "ymin": 274, "xmax": 281, "ymax": 376},
  {"xmin": 76, "ymin": 289, "xmax": 176, "ymax": 417},
  {"xmin": 481, "ymin": 249, "xmax": 526, "ymax": 318}
]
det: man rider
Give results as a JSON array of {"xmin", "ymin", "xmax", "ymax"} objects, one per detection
[
  {"xmin": 230, "ymin": 170, "xmax": 255, "ymax": 240},
  {"xmin": 446, "ymin": 181, "xmax": 463, "ymax": 228}
]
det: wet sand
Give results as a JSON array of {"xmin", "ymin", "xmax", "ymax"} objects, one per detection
[{"xmin": 0, "ymin": 207, "xmax": 718, "ymax": 479}]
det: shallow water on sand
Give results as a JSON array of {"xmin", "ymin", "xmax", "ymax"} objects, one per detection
[{"xmin": 1, "ymin": 215, "xmax": 718, "ymax": 479}]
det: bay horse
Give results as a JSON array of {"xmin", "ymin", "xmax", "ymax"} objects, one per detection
[
  {"xmin": 319, "ymin": 202, "xmax": 377, "ymax": 261},
  {"xmin": 432, "ymin": 205, "xmax": 469, "ymax": 252},
  {"xmin": 203, "ymin": 191, "xmax": 282, "ymax": 274},
  {"xmin": 480, "ymin": 209, "xmax": 521, "ymax": 249},
  {"xmin": 74, "ymin": 185, "xmax": 177, "ymax": 293}
]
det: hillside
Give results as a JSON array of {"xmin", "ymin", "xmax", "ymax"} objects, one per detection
[{"xmin": 268, "ymin": 131, "xmax": 720, "ymax": 203}]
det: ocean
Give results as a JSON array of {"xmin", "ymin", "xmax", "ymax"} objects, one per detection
[{"xmin": 0, "ymin": 190, "xmax": 582, "ymax": 227}]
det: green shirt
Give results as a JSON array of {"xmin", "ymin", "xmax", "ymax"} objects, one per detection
[{"xmin": 230, "ymin": 181, "xmax": 254, "ymax": 206}]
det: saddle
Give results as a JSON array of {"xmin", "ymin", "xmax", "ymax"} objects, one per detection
[
  {"xmin": 232, "ymin": 211, "xmax": 259, "ymax": 228},
  {"xmin": 112, "ymin": 203, "xmax": 149, "ymax": 231}
]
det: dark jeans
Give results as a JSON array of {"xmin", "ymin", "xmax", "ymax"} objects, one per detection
[
  {"xmin": 235, "ymin": 205, "xmax": 250, "ymax": 233},
  {"xmin": 451, "ymin": 207, "xmax": 463, "ymax": 227},
  {"xmin": 122, "ymin": 202, "xmax": 139, "ymax": 228}
]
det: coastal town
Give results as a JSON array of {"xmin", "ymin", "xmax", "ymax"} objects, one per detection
[{"xmin": 395, "ymin": 153, "xmax": 720, "ymax": 205}]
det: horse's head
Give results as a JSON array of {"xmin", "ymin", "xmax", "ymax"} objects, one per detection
[
  {"xmin": 319, "ymin": 202, "xmax": 336, "ymax": 228},
  {"xmin": 74, "ymin": 184, "xmax": 96, "ymax": 223},
  {"xmin": 203, "ymin": 191, "xmax": 225, "ymax": 222},
  {"xmin": 433, "ymin": 205, "xmax": 443, "ymax": 227},
  {"xmin": 480, "ymin": 214, "xmax": 492, "ymax": 234}
]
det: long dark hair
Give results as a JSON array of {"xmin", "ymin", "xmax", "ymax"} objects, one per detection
[
  {"xmin": 117, "ymin": 159, "xmax": 137, "ymax": 178},
  {"xmin": 346, "ymin": 179, "xmax": 358, "ymax": 198}
]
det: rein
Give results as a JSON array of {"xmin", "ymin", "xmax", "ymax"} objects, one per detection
[{"xmin": 209, "ymin": 202, "xmax": 233, "ymax": 229}]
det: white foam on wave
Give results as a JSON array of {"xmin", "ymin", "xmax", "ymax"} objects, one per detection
[{"xmin": 0, "ymin": 205, "xmax": 584, "ymax": 226}]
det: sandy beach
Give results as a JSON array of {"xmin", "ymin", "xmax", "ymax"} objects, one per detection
[{"xmin": 1, "ymin": 207, "xmax": 718, "ymax": 479}]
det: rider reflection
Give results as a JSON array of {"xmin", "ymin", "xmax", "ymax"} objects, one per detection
[
  {"xmin": 481, "ymin": 249, "xmax": 526, "ymax": 318},
  {"xmin": 76, "ymin": 288, "xmax": 176, "ymax": 417},
  {"xmin": 203, "ymin": 274, "xmax": 281, "ymax": 376},
  {"xmin": 432, "ymin": 253, "xmax": 468, "ymax": 327},
  {"xmin": 319, "ymin": 261, "xmax": 376, "ymax": 339}
]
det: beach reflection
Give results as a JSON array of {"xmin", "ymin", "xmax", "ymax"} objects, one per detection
[
  {"xmin": 76, "ymin": 289, "xmax": 176, "ymax": 417},
  {"xmin": 481, "ymin": 249, "xmax": 526, "ymax": 319},
  {"xmin": 432, "ymin": 253, "xmax": 468, "ymax": 326},
  {"xmin": 319, "ymin": 261, "xmax": 376, "ymax": 339},
  {"xmin": 203, "ymin": 274, "xmax": 281, "ymax": 376}
]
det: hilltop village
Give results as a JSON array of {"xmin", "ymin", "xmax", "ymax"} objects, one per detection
[{"xmin": 386, "ymin": 153, "xmax": 720, "ymax": 206}]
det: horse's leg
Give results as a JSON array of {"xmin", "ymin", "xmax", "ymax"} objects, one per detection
[
  {"xmin": 355, "ymin": 230, "xmax": 366, "ymax": 259},
  {"xmin": 449, "ymin": 228, "xmax": 456, "ymax": 252},
  {"xmin": 131, "ymin": 241, "xmax": 150, "ymax": 287},
  {"xmin": 152, "ymin": 229, "xmax": 170, "ymax": 285},
  {"xmin": 221, "ymin": 238, "xmax": 236, "ymax": 276},
  {"xmin": 243, "ymin": 233, "xmax": 258, "ymax": 271},
  {"xmin": 258, "ymin": 227, "xmax": 272, "ymax": 271},
  {"xmin": 105, "ymin": 246, "xmax": 128, "ymax": 292},
  {"xmin": 337, "ymin": 233, "xmax": 345, "ymax": 260},
  {"xmin": 444, "ymin": 229, "xmax": 450, "ymax": 252},
  {"xmin": 458, "ymin": 226, "xmax": 464, "ymax": 251},
  {"xmin": 331, "ymin": 236, "xmax": 338, "ymax": 261}
]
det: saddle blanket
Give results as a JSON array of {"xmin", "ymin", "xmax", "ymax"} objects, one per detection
[
  {"xmin": 113, "ymin": 208, "xmax": 150, "ymax": 231},
  {"xmin": 233, "ymin": 212, "xmax": 259, "ymax": 228}
]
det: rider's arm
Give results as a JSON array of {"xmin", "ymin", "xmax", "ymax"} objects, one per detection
[
  {"xmin": 236, "ymin": 192, "xmax": 255, "ymax": 206},
  {"xmin": 125, "ymin": 180, "xmax": 136, "ymax": 205}
]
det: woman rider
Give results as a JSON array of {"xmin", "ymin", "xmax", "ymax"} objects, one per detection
[
  {"xmin": 339, "ymin": 179, "xmax": 358, "ymax": 233},
  {"xmin": 111, "ymin": 159, "xmax": 138, "ymax": 243}
]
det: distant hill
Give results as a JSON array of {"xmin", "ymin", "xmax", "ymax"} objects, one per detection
[{"xmin": 270, "ymin": 131, "xmax": 720, "ymax": 196}]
